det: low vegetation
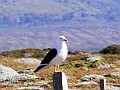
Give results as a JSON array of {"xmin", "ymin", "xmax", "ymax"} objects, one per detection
[
  {"xmin": 100, "ymin": 44, "xmax": 120, "ymax": 54},
  {"xmin": 0, "ymin": 48, "xmax": 45, "ymax": 58},
  {"xmin": 0, "ymin": 45, "xmax": 120, "ymax": 90},
  {"xmin": 61, "ymin": 60, "xmax": 107, "ymax": 68}
]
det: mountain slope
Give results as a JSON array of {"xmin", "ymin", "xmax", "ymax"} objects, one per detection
[
  {"xmin": 0, "ymin": 28, "xmax": 120, "ymax": 52},
  {"xmin": 0, "ymin": 0, "xmax": 120, "ymax": 52},
  {"xmin": 0, "ymin": 0, "xmax": 120, "ymax": 26}
]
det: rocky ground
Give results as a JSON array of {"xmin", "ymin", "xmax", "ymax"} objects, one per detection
[{"xmin": 0, "ymin": 55, "xmax": 120, "ymax": 90}]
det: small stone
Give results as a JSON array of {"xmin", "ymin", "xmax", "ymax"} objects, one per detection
[
  {"xmin": 106, "ymin": 86, "xmax": 120, "ymax": 90},
  {"xmin": 80, "ymin": 74, "xmax": 105, "ymax": 82},
  {"xmin": 87, "ymin": 55, "xmax": 104, "ymax": 62},
  {"xmin": 78, "ymin": 81, "xmax": 98, "ymax": 86},
  {"xmin": 17, "ymin": 58, "xmax": 41, "ymax": 64}
]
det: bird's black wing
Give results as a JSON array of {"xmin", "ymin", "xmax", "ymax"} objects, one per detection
[
  {"xmin": 34, "ymin": 48, "xmax": 57, "ymax": 72},
  {"xmin": 41, "ymin": 48, "xmax": 57, "ymax": 64}
]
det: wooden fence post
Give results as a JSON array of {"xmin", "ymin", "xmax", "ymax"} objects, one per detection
[
  {"xmin": 100, "ymin": 78, "xmax": 106, "ymax": 90},
  {"xmin": 52, "ymin": 72, "xmax": 68, "ymax": 90}
]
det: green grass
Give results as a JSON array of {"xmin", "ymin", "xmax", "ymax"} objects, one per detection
[
  {"xmin": 61, "ymin": 62, "xmax": 87, "ymax": 68},
  {"xmin": 61, "ymin": 60, "xmax": 107, "ymax": 68},
  {"xmin": 106, "ymin": 77, "xmax": 120, "ymax": 84}
]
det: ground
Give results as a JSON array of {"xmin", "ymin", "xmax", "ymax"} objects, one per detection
[{"xmin": 0, "ymin": 53, "xmax": 120, "ymax": 90}]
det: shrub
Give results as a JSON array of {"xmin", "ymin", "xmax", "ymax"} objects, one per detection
[
  {"xmin": 1, "ymin": 48, "xmax": 45, "ymax": 58},
  {"xmin": 100, "ymin": 44, "xmax": 120, "ymax": 54}
]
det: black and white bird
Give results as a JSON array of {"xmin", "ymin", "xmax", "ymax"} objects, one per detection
[{"xmin": 34, "ymin": 35, "xmax": 68, "ymax": 72}]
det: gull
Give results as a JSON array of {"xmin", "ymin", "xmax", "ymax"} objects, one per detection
[{"xmin": 34, "ymin": 35, "xmax": 68, "ymax": 72}]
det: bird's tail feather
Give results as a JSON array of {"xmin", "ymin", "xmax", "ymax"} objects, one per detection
[
  {"xmin": 34, "ymin": 65, "xmax": 46, "ymax": 72},
  {"xmin": 34, "ymin": 64, "xmax": 51, "ymax": 72}
]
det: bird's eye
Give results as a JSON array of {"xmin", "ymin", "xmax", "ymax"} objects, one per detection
[{"xmin": 60, "ymin": 38, "xmax": 62, "ymax": 39}]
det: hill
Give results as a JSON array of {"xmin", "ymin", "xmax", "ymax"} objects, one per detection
[
  {"xmin": 0, "ymin": 0, "xmax": 120, "ymax": 26},
  {"xmin": 0, "ymin": 0, "xmax": 120, "ymax": 52}
]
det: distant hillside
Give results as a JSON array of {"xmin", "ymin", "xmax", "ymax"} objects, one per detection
[
  {"xmin": 0, "ymin": 0, "xmax": 120, "ymax": 52},
  {"xmin": 0, "ymin": 0, "xmax": 120, "ymax": 27},
  {"xmin": 0, "ymin": 29, "xmax": 120, "ymax": 52}
]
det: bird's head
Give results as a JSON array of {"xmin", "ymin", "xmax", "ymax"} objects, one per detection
[{"xmin": 59, "ymin": 35, "xmax": 68, "ymax": 42}]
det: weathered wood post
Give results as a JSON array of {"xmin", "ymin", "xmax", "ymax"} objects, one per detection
[
  {"xmin": 100, "ymin": 78, "xmax": 106, "ymax": 90},
  {"xmin": 52, "ymin": 72, "xmax": 68, "ymax": 90}
]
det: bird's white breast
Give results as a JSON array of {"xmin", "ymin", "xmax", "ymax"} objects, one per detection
[{"xmin": 50, "ymin": 42, "xmax": 68, "ymax": 65}]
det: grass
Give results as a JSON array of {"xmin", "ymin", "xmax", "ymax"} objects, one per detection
[
  {"xmin": 0, "ymin": 56, "xmax": 37, "ymax": 71},
  {"xmin": 0, "ymin": 53, "xmax": 120, "ymax": 90},
  {"xmin": 1, "ymin": 48, "xmax": 45, "ymax": 58},
  {"xmin": 106, "ymin": 77, "xmax": 120, "ymax": 83}
]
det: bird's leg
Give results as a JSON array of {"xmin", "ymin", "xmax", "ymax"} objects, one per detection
[
  {"xmin": 54, "ymin": 65, "xmax": 60, "ymax": 72},
  {"xmin": 55, "ymin": 65, "xmax": 60, "ymax": 72},
  {"xmin": 54, "ymin": 65, "xmax": 56, "ymax": 72},
  {"xmin": 57, "ymin": 65, "xmax": 60, "ymax": 72}
]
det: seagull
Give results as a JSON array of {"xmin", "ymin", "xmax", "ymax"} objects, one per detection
[{"xmin": 34, "ymin": 35, "xmax": 68, "ymax": 72}]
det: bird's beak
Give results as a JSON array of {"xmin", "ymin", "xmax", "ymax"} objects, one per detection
[{"xmin": 63, "ymin": 39, "xmax": 68, "ymax": 42}]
